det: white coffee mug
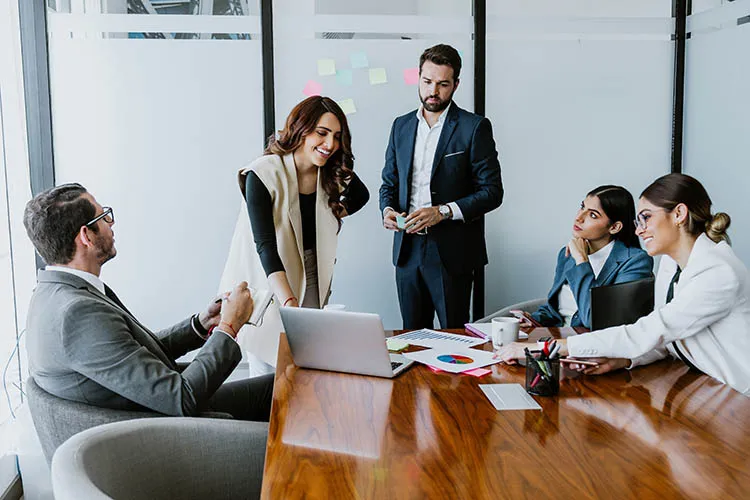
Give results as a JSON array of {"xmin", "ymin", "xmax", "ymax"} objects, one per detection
[
  {"xmin": 323, "ymin": 304, "xmax": 346, "ymax": 312},
  {"xmin": 492, "ymin": 317, "xmax": 520, "ymax": 349}
]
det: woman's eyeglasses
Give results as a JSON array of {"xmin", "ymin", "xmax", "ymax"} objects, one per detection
[{"xmin": 634, "ymin": 208, "xmax": 667, "ymax": 230}]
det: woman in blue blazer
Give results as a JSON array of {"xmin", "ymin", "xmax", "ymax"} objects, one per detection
[{"xmin": 530, "ymin": 185, "xmax": 653, "ymax": 329}]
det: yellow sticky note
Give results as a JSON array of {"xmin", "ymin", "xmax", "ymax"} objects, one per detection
[
  {"xmin": 369, "ymin": 67, "xmax": 388, "ymax": 85},
  {"xmin": 386, "ymin": 338, "xmax": 409, "ymax": 352},
  {"xmin": 317, "ymin": 59, "xmax": 336, "ymax": 76},
  {"xmin": 337, "ymin": 98, "xmax": 356, "ymax": 115}
]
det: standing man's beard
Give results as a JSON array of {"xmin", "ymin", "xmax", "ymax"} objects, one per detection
[{"xmin": 420, "ymin": 91, "xmax": 454, "ymax": 113}]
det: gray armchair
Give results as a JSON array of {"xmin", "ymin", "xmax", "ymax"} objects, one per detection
[
  {"xmin": 26, "ymin": 377, "xmax": 231, "ymax": 464},
  {"xmin": 51, "ymin": 417, "xmax": 268, "ymax": 500},
  {"xmin": 477, "ymin": 298, "xmax": 546, "ymax": 323}
]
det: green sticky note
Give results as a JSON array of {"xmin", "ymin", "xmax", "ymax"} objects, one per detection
[
  {"xmin": 317, "ymin": 59, "xmax": 336, "ymax": 76},
  {"xmin": 369, "ymin": 68, "xmax": 387, "ymax": 85},
  {"xmin": 386, "ymin": 338, "xmax": 409, "ymax": 352},
  {"xmin": 337, "ymin": 98, "xmax": 356, "ymax": 115},
  {"xmin": 336, "ymin": 69, "xmax": 353, "ymax": 86}
]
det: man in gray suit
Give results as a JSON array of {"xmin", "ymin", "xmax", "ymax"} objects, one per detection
[{"xmin": 24, "ymin": 183, "xmax": 274, "ymax": 421}]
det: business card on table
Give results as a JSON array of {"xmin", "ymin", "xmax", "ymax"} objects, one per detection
[{"xmin": 479, "ymin": 384, "xmax": 541, "ymax": 411}]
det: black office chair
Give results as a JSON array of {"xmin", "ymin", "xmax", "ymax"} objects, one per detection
[{"xmin": 590, "ymin": 277, "xmax": 655, "ymax": 330}]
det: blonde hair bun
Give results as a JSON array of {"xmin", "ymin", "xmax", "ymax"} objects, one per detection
[{"xmin": 706, "ymin": 212, "xmax": 731, "ymax": 243}]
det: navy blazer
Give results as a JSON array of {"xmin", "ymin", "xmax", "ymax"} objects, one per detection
[
  {"xmin": 532, "ymin": 240, "xmax": 654, "ymax": 329},
  {"xmin": 379, "ymin": 103, "xmax": 503, "ymax": 275}
]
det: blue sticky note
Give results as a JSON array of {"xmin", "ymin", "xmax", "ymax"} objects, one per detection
[
  {"xmin": 350, "ymin": 51, "xmax": 369, "ymax": 69},
  {"xmin": 336, "ymin": 69, "xmax": 353, "ymax": 86}
]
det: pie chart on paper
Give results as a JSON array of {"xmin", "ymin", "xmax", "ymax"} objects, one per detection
[
  {"xmin": 437, "ymin": 354, "xmax": 474, "ymax": 365},
  {"xmin": 404, "ymin": 347, "xmax": 499, "ymax": 373}
]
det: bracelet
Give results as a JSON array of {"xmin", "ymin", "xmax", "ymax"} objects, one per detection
[
  {"xmin": 218, "ymin": 321, "xmax": 237, "ymax": 337},
  {"xmin": 282, "ymin": 297, "xmax": 297, "ymax": 307}
]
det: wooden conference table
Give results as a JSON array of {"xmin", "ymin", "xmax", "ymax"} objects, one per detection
[{"xmin": 261, "ymin": 328, "xmax": 750, "ymax": 499}]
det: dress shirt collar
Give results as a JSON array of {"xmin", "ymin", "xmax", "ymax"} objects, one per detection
[
  {"xmin": 416, "ymin": 101, "xmax": 452, "ymax": 129},
  {"xmin": 588, "ymin": 240, "xmax": 615, "ymax": 278},
  {"xmin": 46, "ymin": 265, "xmax": 106, "ymax": 295}
]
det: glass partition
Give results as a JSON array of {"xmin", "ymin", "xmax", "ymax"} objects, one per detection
[
  {"xmin": 273, "ymin": 0, "xmax": 475, "ymax": 328},
  {"xmin": 484, "ymin": 0, "xmax": 675, "ymax": 312},
  {"xmin": 0, "ymin": 0, "xmax": 35, "ymax": 474},
  {"xmin": 684, "ymin": 0, "xmax": 750, "ymax": 265},
  {"xmin": 46, "ymin": 0, "xmax": 264, "ymax": 327}
]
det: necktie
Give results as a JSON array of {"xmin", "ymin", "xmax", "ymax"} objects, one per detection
[
  {"xmin": 104, "ymin": 284, "xmax": 131, "ymax": 315},
  {"xmin": 666, "ymin": 267, "xmax": 701, "ymax": 372},
  {"xmin": 665, "ymin": 267, "xmax": 681, "ymax": 303}
]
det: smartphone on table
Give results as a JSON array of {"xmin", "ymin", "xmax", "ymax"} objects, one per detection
[
  {"xmin": 509, "ymin": 310, "xmax": 543, "ymax": 327},
  {"xmin": 559, "ymin": 358, "xmax": 600, "ymax": 367}
]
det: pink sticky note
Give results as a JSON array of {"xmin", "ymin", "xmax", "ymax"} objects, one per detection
[
  {"xmin": 427, "ymin": 365, "xmax": 443, "ymax": 374},
  {"xmin": 303, "ymin": 80, "xmax": 322, "ymax": 97},
  {"xmin": 464, "ymin": 367, "xmax": 492, "ymax": 377},
  {"xmin": 403, "ymin": 67, "xmax": 419, "ymax": 85}
]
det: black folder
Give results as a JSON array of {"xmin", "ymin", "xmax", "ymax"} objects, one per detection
[{"xmin": 590, "ymin": 277, "xmax": 655, "ymax": 330}]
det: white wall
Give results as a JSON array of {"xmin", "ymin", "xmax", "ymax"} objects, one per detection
[{"xmin": 683, "ymin": 0, "xmax": 750, "ymax": 266}]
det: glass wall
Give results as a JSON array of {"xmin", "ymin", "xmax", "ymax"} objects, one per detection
[
  {"xmin": 42, "ymin": 0, "xmax": 685, "ymax": 327},
  {"xmin": 484, "ymin": 0, "xmax": 675, "ymax": 312},
  {"xmin": 46, "ymin": 0, "xmax": 264, "ymax": 327},
  {"xmin": 273, "ymin": 0, "xmax": 475, "ymax": 328},
  {"xmin": 683, "ymin": 0, "xmax": 750, "ymax": 265},
  {"xmin": 0, "ymin": 0, "xmax": 35, "ymax": 483}
]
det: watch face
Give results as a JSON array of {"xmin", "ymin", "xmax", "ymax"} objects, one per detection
[{"xmin": 440, "ymin": 205, "xmax": 450, "ymax": 216}]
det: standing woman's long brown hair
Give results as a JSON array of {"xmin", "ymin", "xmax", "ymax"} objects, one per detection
[{"xmin": 265, "ymin": 96, "xmax": 355, "ymax": 220}]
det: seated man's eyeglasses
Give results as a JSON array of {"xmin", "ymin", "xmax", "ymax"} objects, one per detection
[{"xmin": 86, "ymin": 207, "xmax": 114, "ymax": 227}]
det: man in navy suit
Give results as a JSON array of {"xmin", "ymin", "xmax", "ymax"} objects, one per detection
[{"xmin": 380, "ymin": 44, "xmax": 503, "ymax": 329}]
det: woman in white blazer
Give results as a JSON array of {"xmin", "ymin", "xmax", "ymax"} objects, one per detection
[
  {"xmin": 497, "ymin": 173, "xmax": 750, "ymax": 396},
  {"xmin": 220, "ymin": 97, "xmax": 369, "ymax": 365}
]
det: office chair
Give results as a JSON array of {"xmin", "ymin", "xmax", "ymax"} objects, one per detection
[
  {"xmin": 52, "ymin": 417, "xmax": 268, "ymax": 500},
  {"xmin": 590, "ymin": 277, "xmax": 655, "ymax": 330}
]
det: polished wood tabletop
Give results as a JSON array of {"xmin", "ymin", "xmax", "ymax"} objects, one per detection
[{"xmin": 261, "ymin": 328, "xmax": 750, "ymax": 499}]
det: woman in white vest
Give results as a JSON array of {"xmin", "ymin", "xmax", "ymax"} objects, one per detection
[
  {"xmin": 496, "ymin": 173, "xmax": 750, "ymax": 396},
  {"xmin": 220, "ymin": 96, "xmax": 369, "ymax": 365}
]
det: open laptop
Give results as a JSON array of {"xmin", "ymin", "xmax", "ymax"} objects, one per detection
[
  {"xmin": 590, "ymin": 277, "xmax": 655, "ymax": 330},
  {"xmin": 279, "ymin": 307, "xmax": 414, "ymax": 378}
]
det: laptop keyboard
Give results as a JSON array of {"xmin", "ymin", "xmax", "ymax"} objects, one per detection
[{"xmin": 391, "ymin": 362, "xmax": 404, "ymax": 371}]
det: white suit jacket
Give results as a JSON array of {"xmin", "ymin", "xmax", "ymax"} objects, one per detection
[{"xmin": 568, "ymin": 234, "xmax": 750, "ymax": 396}]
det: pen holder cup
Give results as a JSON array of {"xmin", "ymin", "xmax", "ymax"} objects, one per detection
[{"xmin": 525, "ymin": 353, "xmax": 560, "ymax": 397}]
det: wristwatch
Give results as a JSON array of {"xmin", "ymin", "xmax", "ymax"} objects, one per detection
[{"xmin": 438, "ymin": 204, "xmax": 452, "ymax": 220}]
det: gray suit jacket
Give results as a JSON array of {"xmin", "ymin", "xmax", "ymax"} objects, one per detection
[{"xmin": 27, "ymin": 270, "xmax": 242, "ymax": 416}]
